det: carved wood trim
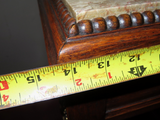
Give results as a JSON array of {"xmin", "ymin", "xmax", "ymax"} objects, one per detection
[
  {"xmin": 54, "ymin": 0, "xmax": 77, "ymax": 37},
  {"xmin": 38, "ymin": 1, "xmax": 160, "ymax": 119},
  {"xmin": 53, "ymin": 0, "xmax": 160, "ymax": 38}
]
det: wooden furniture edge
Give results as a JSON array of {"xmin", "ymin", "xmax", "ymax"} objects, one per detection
[
  {"xmin": 39, "ymin": 0, "xmax": 67, "ymax": 62},
  {"xmin": 105, "ymin": 95, "xmax": 160, "ymax": 120},
  {"xmin": 59, "ymin": 23, "xmax": 160, "ymax": 63},
  {"xmin": 38, "ymin": 0, "xmax": 58, "ymax": 65},
  {"xmin": 39, "ymin": 0, "xmax": 160, "ymax": 64},
  {"xmin": 54, "ymin": 0, "xmax": 160, "ymax": 38}
]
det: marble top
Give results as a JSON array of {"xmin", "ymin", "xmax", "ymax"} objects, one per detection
[{"xmin": 62, "ymin": 0, "xmax": 160, "ymax": 22}]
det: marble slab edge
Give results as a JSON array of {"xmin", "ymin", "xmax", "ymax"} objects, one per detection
[{"xmin": 53, "ymin": 0, "xmax": 160, "ymax": 39}]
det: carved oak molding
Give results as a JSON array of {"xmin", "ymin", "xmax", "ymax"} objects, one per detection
[{"xmin": 55, "ymin": 0, "xmax": 160, "ymax": 37}]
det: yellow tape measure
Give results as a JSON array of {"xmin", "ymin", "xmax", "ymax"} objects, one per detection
[{"xmin": 1, "ymin": 44, "xmax": 160, "ymax": 110}]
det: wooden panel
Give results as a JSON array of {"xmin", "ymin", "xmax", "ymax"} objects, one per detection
[
  {"xmin": 39, "ymin": 0, "xmax": 160, "ymax": 64},
  {"xmin": 105, "ymin": 74, "xmax": 160, "ymax": 120}
]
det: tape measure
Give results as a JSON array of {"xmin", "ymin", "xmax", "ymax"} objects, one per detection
[{"xmin": 1, "ymin": 44, "xmax": 160, "ymax": 110}]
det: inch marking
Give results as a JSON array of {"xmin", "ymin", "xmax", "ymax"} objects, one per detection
[
  {"xmin": 23, "ymin": 73, "xmax": 26, "ymax": 78},
  {"xmin": 1, "ymin": 76, "xmax": 5, "ymax": 81},
  {"xmin": 79, "ymin": 61, "xmax": 81, "ymax": 67},
  {"xmin": 19, "ymin": 93, "xmax": 21, "ymax": 102},
  {"xmin": 86, "ymin": 84, "xmax": 89, "ymax": 89},
  {"xmin": 88, "ymin": 62, "xmax": 90, "ymax": 68},
  {"xmin": 121, "ymin": 71, "xmax": 125, "ymax": 79},
  {"xmin": 47, "ymin": 67, "xmax": 50, "ymax": 72},
  {"xmin": 33, "ymin": 72, "xmax": 40, "ymax": 91},
  {"xmin": 150, "ymin": 50, "xmax": 152, "ymax": 56},
  {"xmin": 71, "ymin": 65, "xmax": 76, "ymax": 89},
  {"xmin": 82, "ymin": 83, "xmax": 85, "ymax": 90},
  {"xmin": 53, "ymin": 69, "xmax": 55, "ymax": 76},
  {"xmin": 42, "ymin": 68, "xmax": 45, "ymax": 74},
  {"xmin": 5, "ymin": 76, "xmax": 8, "ymax": 80},
  {"xmin": 99, "ymin": 79, "xmax": 102, "ymax": 85},
  {"xmin": 120, "ymin": 55, "xmax": 122, "ymax": 62},
  {"xmin": 150, "ymin": 64, "xmax": 154, "ymax": 70},
  {"xmin": 115, "ymin": 76, "xmax": 117, "ymax": 81},
  {"xmin": 13, "ymin": 75, "xmax": 18, "ymax": 83},
  {"xmin": 18, "ymin": 73, "xmax": 21, "ymax": 78},
  {"xmin": 105, "ymin": 59, "xmax": 109, "ymax": 80},
  {"xmin": 90, "ymin": 78, "xmax": 93, "ymax": 87}
]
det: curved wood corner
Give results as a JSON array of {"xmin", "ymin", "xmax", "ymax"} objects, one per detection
[{"xmin": 54, "ymin": 0, "xmax": 78, "ymax": 37}]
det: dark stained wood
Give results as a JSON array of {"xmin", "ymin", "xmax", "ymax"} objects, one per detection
[
  {"xmin": 38, "ymin": 0, "xmax": 57, "ymax": 65},
  {"xmin": 58, "ymin": 5, "xmax": 66, "ymax": 14},
  {"xmin": 131, "ymin": 12, "xmax": 144, "ymax": 26},
  {"xmin": 43, "ymin": 0, "xmax": 67, "ymax": 55},
  {"xmin": 66, "ymin": 99, "xmax": 106, "ymax": 120},
  {"xmin": 118, "ymin": 14, "xmax": 132, "ymax": 28},
  {"xmin": 105, "ymin": 16, "xmax": 119, "ymax": 31},
  {"xmin": 105, "ymin": 75, "xmax": 160, "ymax": 120},
  {"xmin": 106, "ymin": 94, "xmax": 160, "ymax": 120},
  {"xmin": 65, "ymin": 17, "xmax": 76, "ymax": 30},
  {"xmin": 78, "ymin": 20, "xmax": 93, "ymax": 35},
  {"xmin": 154, "ymin": 9, "xmax": 160, "ymax": 22},
  {"xmin": 92, "ymin": 17, "xmax": 106, "ymax": 33},
  {"xmin": 57, "ymin": 3, "xmax": 65, "ymax": 14},
  {"xmin": 55, "ymin": 0, "xmax": 77, "ymax": 37},
  {"xmin": 38, "ymin": 0, "xmax": 160, "ymax": 120},
  {"xmin": 63, "ymin": 13, "xmax": 72, "ymax": 24},
  {"xmin": 142, "ymin": 11, "xmax": 155, "ymax": 24},
  {"xmin": 60, "ymin": 9, "xmax": 69, "ymax": 20},
  {"xmin": 68, "ymin": 24, "xmax": 79, "ymax": 37},
  {"xmin": 56, "ymin": 0, "xmax": 61, "ymax": 5},
  {"xmin": 60, "ymin": 23, "xmax": 160, "ymax": 63}
]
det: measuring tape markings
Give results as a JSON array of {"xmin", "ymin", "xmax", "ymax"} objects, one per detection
[{"xmin": 1, "ymin": 45, "xmax": 160, "ymax": 110}]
